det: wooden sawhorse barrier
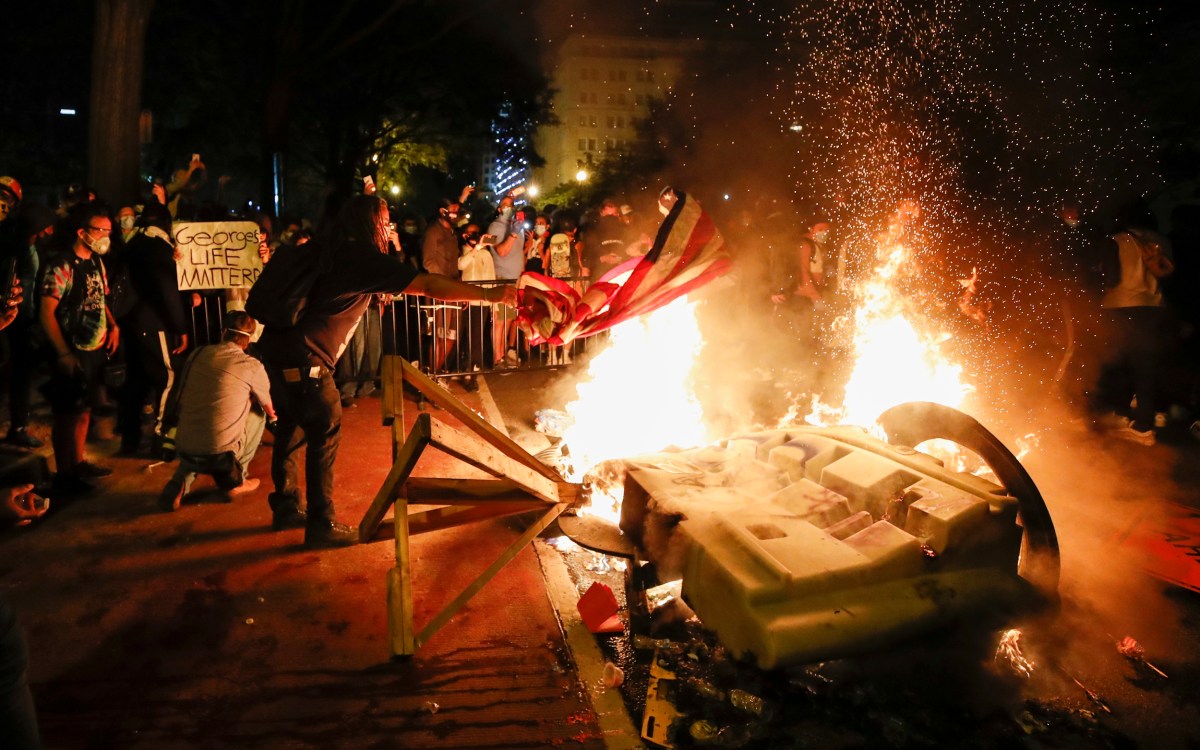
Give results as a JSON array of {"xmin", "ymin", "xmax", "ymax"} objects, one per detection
[{"xmin": 358, "ymin": 356, "xmax": 580, "ymax": 658}]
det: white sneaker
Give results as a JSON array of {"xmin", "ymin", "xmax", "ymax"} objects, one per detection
[{"xmin": 505, "ymin": 348, "xmax": 519, "ymax": 366}]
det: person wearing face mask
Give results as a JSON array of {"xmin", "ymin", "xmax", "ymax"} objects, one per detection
[
  {"xmin": 796, "ymin": 220, "xmax": 830, "ymax": 302},
  {"xmin": 116, "ymin": 206, "xmax": 138, "ymax": 244},
  {"xmin": 115, "ymin": 201, "xmax": 189, "ymax": 455},
  {"xmin": 525, "ymin": 213, "xmax": 551, "ymax": 273},
  {"xmin": 38, "ymin": 204, "xmax": 121, "ymax": 495},
  {"xmin": 487, "ymin": 198, "xmax": 527, "ymax": 367}
]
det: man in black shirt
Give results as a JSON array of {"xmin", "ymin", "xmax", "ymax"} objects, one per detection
[{"xmin": 256, "ymin": 195, "xmax": 517, "ymax": 548}]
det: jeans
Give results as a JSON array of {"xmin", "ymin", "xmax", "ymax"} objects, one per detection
[{"xmin": 266, "ymin": 366, "xmax": 341, "ymax": 524}]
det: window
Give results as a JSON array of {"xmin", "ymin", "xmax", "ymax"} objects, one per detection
[
  {"xmin": 590, "ymin": 116, "xmax": 598, "ymax": 126},
  {"xmin": 608, "ymin": 70, "xmax": 615, "ymax": 81},
  {"xmin": 579, "ymin": 115, "xmax": 588, "ymax": 127},
  {"xmin": 588, "ymin": 138, "xmax": 597, "ymax": 151},
  {"xmin": 606, "ymin": 93, "xmax": 614, "ymax": 105},
  {"xmin": 617, "ymin": 116, "xmax": 625, "ymax": 129},
  {"xmin": 604, "ymin": 139, "xmax": 613, "ymax": 151},
  {"xmin": 579, "ymin": 91, "xmax": 588, "ymax": 104},
  {"xmin": 578, "ymin": 139, "xmax": 587, "ymax": 151},
  {"xmin": 607, "ymin": 116, "xmax": 615, "ymax": 129},
  {"xmin": 635, "ymin": 94, "xmax": 645, "ymax": 107},
  {"xmin": 617, "ymin": 93, "xmax": 627, "ymax": 105},
  {"xmin": 590, "ymin": 92, "xmax": 598, "ymax": 104}
]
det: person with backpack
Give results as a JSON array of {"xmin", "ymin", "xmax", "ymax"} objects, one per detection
[
  {"xmin": 38, "ymin": 205, "xmax": 120, "ymax": 495},
  {"xmin": 249, "ymin": 194, "xmax": 517, "ymax": 548}
]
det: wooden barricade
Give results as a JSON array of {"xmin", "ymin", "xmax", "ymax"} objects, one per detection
[{"xmin": 361, "ymin": 356, "xmax": 578, "ymax": 658}]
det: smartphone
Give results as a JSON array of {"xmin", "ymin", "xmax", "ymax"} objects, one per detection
[
  {"xmin": 0, "ymin": 257, "xmax": 16, "ymax": 309},
  {"xmin": 192, "ymin": 153, "xmax": 201, "ymax": 162}
]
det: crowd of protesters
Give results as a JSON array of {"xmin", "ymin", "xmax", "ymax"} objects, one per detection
[
  {"xmin": 0, "ymin": 160, "xmax": 659, "ymax": 512},
  {"xmin": 1, "ymin": 159, "xmax": 1199, "ymax": 528}
]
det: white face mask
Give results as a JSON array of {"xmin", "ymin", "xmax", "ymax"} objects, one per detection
[
  {"xmin": 813, "ymin": 232, "xmax": 829, "ymax": 244},
  {"xmin": 534, "ymin": 225, "xmax": 547, "ymax": 237},
  {"xmin": 90, "ymin": 235, "xmax": 111, "ymax": 255}
]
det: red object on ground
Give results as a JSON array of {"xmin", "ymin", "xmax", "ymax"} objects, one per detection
[
  {"xmin": 578, "ymin": 582, "xmax": 624, "ymax": 633},
  {"xmin": 1114, "ymin": 503, "xmax": 1200, "ymax": 593}
]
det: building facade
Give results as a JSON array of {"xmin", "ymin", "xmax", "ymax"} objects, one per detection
[{"xmin": 533, "ymin": 34, "xmax": 697, "ymax": 190}]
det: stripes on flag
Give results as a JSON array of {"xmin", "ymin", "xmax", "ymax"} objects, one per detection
[{"xmin": 516, "ymin": 190, "xmax": 729, "ymax": 346}]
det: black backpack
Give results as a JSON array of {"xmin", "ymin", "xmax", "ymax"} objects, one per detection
[{"xmin": 245, "ymin": 243, "xmax": 328, "ymax": 328}]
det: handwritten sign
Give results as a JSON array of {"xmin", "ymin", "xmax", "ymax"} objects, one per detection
[{"xmin": 174, "ymin": 221, "xmax": 262, "ymax": 291}]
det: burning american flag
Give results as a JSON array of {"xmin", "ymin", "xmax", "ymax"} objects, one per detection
[{"xmin": 516, "ymin": 189, "xmax": 730, "ymax": 346}]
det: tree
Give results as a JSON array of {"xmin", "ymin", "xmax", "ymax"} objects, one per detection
[{"xmin": 88, "ymin": 0, "xmax": 155, "ymax": 205}]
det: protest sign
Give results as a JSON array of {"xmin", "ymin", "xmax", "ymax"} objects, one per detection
[{"xmin": 174, "ymin": 221, "xmax": 263, "ymax": 291}]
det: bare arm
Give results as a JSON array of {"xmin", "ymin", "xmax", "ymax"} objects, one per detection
[{"xmin": 405, "ymin": 272, "xmax": 517, "ymax": 307}]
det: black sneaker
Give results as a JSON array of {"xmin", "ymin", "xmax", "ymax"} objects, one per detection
[
  {"xmin": 4, "ymin": 429, "xmax": 43, "ymax": 449},
  {"xmin": 304, "ymin": 521, "xmax": 359, "ymax": 549},
  {"xmin": 158, "ymin": 480, "xmax": 184, "ymax": 512},
  {"xmin": 75, "ymin": 461, "xmax": 113, "ymax": 478}
]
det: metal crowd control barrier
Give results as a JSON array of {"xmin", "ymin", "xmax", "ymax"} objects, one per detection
[
  {"xmin": 380, "ymin": 276, "xmax": 606, "ymax": 381},
  {"xmin": 359, "ymin": 356, "xmax": 580, "ymax": 657}
]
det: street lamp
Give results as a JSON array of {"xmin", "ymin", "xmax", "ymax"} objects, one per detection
[{"xmin": 575, "ymin": 169, "xmax": 589, "ymax": 183}]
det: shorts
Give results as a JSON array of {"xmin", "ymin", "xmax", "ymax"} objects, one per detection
[{"xmin": 43, "ymin": 348, "xmax": 108, "ymax": 414}]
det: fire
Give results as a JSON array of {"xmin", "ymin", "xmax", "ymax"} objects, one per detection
[
  {"xmin": 806, "ymin": 240, "xmax": 972, "ymax": 428},
  {"xmin": 558, "ymin": 221, "xmax": 980, "ymax": 524},
  {"xmin": 561, "ymin": 297, "xmax": 710, "ymax": 520}
]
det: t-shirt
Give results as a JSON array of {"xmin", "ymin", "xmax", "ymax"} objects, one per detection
[
  {"xmin": 422, "ymin": 222, "xmax": 460, "ymax": 278},
  {"xmin": 40, "ymin": 253, "xmax": 110, "ymax": 352},
  {"xmin": 176, "ymin": 342, "xmax": 272, "ymax": 456},
  {"xmin": 488, "ymin": 221, "xmax": 527, "ymax": 281},
  {"xmin": 257, "ymin": 240, "xmax": 420, "ymax": 368}
]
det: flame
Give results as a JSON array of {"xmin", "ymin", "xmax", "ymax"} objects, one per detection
[
  {"xmin": 561, "ymin": 297, "xmax": 710, "ymax": 521},
  {"xmin": 806, "ymin": 239, "xmax": 972, "ymax": 428},
  {"xmin": 995, "ymin": 628, "xmax": 1036, "ymax": 678}
]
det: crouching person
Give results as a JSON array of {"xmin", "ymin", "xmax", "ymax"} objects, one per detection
[{"xmin": 158, "ymin": 312, "xmax": 275, "ymax": 511}]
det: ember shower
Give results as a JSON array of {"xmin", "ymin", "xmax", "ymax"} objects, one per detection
[{"xmin": 754, "ymin": 0, "xmax": 1157, "ymax": 422}]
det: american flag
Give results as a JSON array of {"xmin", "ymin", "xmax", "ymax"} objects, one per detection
[{"xmin": 516, "ymin": 190, "xmax": 729, "ymax": 346}]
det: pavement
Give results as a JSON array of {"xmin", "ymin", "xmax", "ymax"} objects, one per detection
[
  {"xmin": 2, "ymin": 363, "xmax": 1200, "ymax": 749},
  {"xmin": 0, "ymin": 378, "xmax": 618, "ymax": 749}
]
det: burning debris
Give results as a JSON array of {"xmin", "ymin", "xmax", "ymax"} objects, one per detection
[
  {"xmin": 1115, "ymin": 635, "xmax": 1168, "ymax": 679},
  {"xmin": 995, "ymin": 628, "xmax": 1037, "ymax": 679}
]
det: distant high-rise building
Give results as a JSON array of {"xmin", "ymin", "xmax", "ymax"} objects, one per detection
[
  {"xmin": 533, "ymin": 34, "xmax": 698, "ymax": 189},
  {"xmin": 483, "ymin": 100, "xmax": 533, "ymax": 197}
]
